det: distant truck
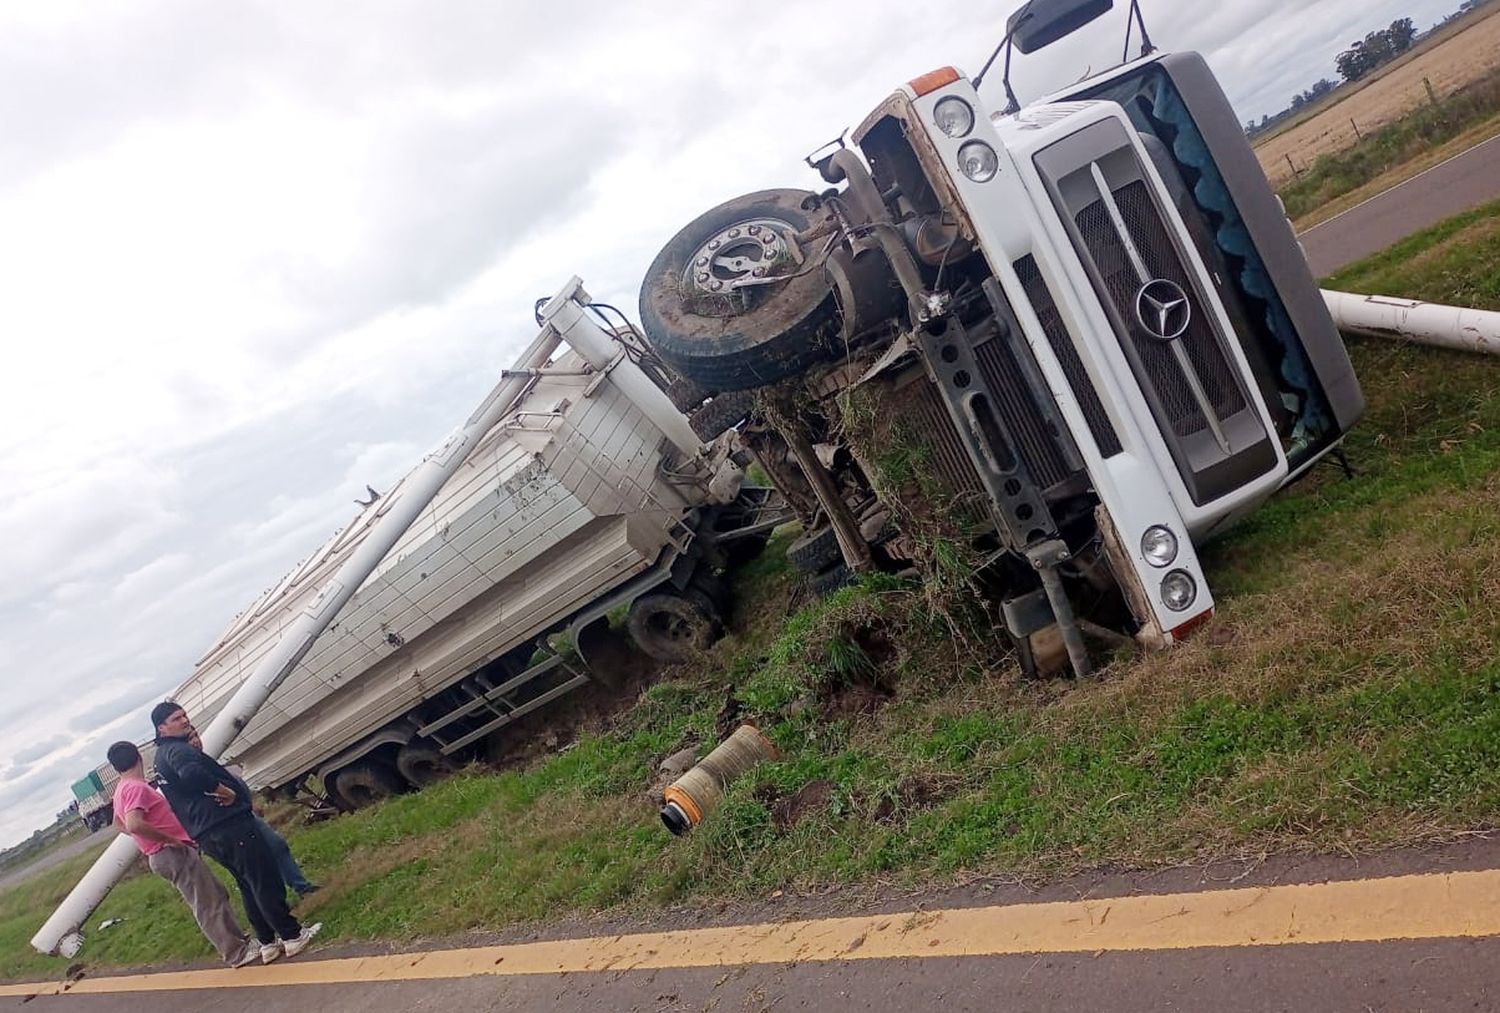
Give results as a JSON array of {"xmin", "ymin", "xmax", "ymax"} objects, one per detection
[
  {"xmin": 69, "ymin": 772, "xmax": 112, "ymax": 832},
  {"xmin": 162, "ymin": 280, "xmax": 782, "ymax": 810},
  {"xmin": 69, "ymin": 742, "xmax": 157, "ymax": 832},
  {"xmin": 634, "ymin": 0, "xmax": 1363, "ymax": 675}
]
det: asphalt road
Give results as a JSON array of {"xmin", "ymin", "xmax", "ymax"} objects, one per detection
[
  {"xmin": 11, "ymin": 939, "xmax": 1498, "ymax": 1012},
  {"xmin": 1298, "ymin": 133, "xmax": 1500, "ymax": 277},
  {"xmin": 0, "ymin": 834, "xmax": 104, "ymax": 893},
  {"xmin": 9, "ymin": 838, "xmax": 1500, "ymax": 1012}
]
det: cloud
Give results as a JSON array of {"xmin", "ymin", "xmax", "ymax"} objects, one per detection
[
  {"xmin": 5, "ymin": 736, "xmax": 68, "ymax": 773},
  {"xmin": 0, "ymin": 462, "xmax": 184, "ymax": 609}
]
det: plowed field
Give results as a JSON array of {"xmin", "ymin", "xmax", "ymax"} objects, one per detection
[{"xmin": 1255, "ymin": 6, "xmax": 1500, "ymax": 186}]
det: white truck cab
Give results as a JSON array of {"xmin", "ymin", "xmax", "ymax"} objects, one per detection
[{"xmin": 637, "ymin": 2, "xmax": 1362, "ymax": 673}]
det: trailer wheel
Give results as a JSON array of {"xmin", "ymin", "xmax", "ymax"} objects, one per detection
[
  {"xmin": 394, "ymin": 742, "xmax": 455, "ymax": 788},
  {"xmin": 689, "ymin": 390, "xmax": 756, "ymax": 441},
  {"xmin": 809, "ymin": 562, "xmax": 857, "ymax": 596},
  {"xmin": 575, "ymin": 618, "xmax": 635, "ymax": 689},
  {"xmin": 664, "ymin": 376, "xmax": 709, "ymax": 412},
  {"xmin": 787, "ymin": 525, "xmax": 841, "ymax": 574},
  {"xmin": 329, "ymin": 760, "xmax": 405, "ymax": 809},
  {"xmin": 626, "ymin": 592, "xmax": 721, "ymax": 662},
  {"xmin": 639, "ymin": 189, "xmax": 841, "ymax": 391}
]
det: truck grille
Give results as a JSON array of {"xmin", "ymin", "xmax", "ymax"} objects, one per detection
[
  {"xmin": 904, "ymin": 381, "xmax": 984, "ymax": 501},
  {"xmin": 1030, "ymin": 115, "xmax": 1278, "ymax": 505},
  {"xmin": 1014, "ymin": 255, "xmax": 1123, "ymax": 458},
  {"xmin": 973, "ymin": 330, "xmax": 1073, "ymax": 489},
  {"xmin": 898, "ymin": 328, "xmax": 1075, "ymax": 503},
  {"xmin": 1074, "ymin": 180, "xmax": 1246, "ymax": 440}
]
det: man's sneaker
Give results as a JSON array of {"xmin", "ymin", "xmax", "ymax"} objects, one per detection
[
  {"xmin": 229, "ymin": 943, "xmax": 260, "ymax": 968},
  {"xmin": 260, "ymin": 940, "xmax": 284, "ymax": 964},
  {"xmin": 281, "ymin": 922, "xmax": 323, "ymax": 959}
]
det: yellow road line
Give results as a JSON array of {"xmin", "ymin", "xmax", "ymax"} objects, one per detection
[{"xmin": 5, "ymin": 869, "xmax": 1500, "ymax": 997}]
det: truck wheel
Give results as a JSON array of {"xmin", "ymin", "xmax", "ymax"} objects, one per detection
[
  {"xmin": 787, "ymin": 525, "xmax": 841, "ymax": 574},
  {"xmin": 329, "ymin": 760, "xmax": 405, "ymax": 809},
  {"xmin": 394, "ymin": 742, "xmax": 455, "ymax": 788},
  {"xmin": 689, "ymin": 390, "xmax": 756, "ymax": 441},
  {"xmin": 809, "ymin": 562, "xmax": 857, "ymax": 596},
  {"xmin": 575, "ymin": 618, "xmax": 634, "ymax": 689},
  {"xmin": 626, "ymin": 592, "xmax": 721, "ymax": 662},
  {"xmin": 664, "ymin": 376, "xmax": 709, "ymax": 412},
  {"xmin": 639, "ymin": 189, "xmax": 841, "ymax": 391}
]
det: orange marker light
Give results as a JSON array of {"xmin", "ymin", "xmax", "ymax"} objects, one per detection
[
  {"xmin": 909, "ymin": 66, "xmax": 961, "ymax": 96},
  {"xmin": 1168, "ymin": 609, "xmax": 1215, "ymax": 642}
]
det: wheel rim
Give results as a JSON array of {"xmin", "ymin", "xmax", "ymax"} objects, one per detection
[
  {"xmin": 648, "ymin": 610, "xmax": 697, "ymax": 645},
  {"xmin": 346, "ymin": 783, "xmax": 378, "ymax": 807},
  {"xmin": 682, "ymin": 218, "xmax": 799, "ymax": 313},
  {"xmin": 402, "ymin": 756, "xmax": 448, "ymax": 785}
]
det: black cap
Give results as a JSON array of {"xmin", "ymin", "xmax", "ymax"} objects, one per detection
[
  {"xmin": 660, "ymin": 800, "xmax": 692, "ymax": 836},
  {"xmin": 150, "ymin": 700, "xmax": 184, "ymax": 733}
]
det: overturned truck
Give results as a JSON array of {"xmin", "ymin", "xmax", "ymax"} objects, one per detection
[{"xmin": 637, "ymin": 2, "xmax": 1363, "ymax": 675}]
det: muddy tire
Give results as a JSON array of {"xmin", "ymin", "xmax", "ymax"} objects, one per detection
[
  {"xmin": 626, "ymin": 592, "xmax": 721, "ymax": 662},
  {"xmin": 689, "ymin": 390, "xmax": 756, "ymax": 441},
  {"xmin": 664, "ymin": 376, "xmax": 709, "ymax": 412},
  {"xmin": 639, "ymin": 189, "xmax": 841, "ymax": 391},
  {"xmin": 809, "ymin": 562, "xmax": 857, "ymax": 596},
  {"xmin": 787, "ymin": 525, "xmax": 841, "ymax": 574},
  {"xmin": 328, "ymin": 760, "xmax": 404, "ymax": 810},
  {"xmin": 394, "ymin": 742, "xmax": 455, "ymax": 788},
  {"xmin": 576, "ymin": 618, "xmax": 635, "ymax": 689}
]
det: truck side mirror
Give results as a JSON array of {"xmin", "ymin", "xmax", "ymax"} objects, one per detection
[{"xmin": 1007, "ymin": 0, "xmax": 1113, "ymax": 54}]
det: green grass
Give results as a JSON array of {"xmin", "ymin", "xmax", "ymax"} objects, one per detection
[
  {"xmin": 7, "ymin": 205, "xmax": 1500, "ymax": 985},
  {"xmin": 1322, "ymin": 197, "xmax": 1500, "ymax": 310},
  {"xmin": 1278, "ymin": 67, "xmax": 1500, "ymax": 220}
]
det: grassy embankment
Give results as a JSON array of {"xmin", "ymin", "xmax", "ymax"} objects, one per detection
[
  {"xmin": 4, "ymin": 203, "xmax": 1500, "ymax": 984},
  {"xmin": 1281, "ymin": 66, "xmax": 1500, "ymax": 227}
]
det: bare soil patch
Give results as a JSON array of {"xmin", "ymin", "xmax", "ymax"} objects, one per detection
[{"xmin": 1256, "ymin": 6, "xmax": 1500, "ymax": 186}]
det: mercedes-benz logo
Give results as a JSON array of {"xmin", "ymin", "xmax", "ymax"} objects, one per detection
[{"xmin": 1134, "ymin": 279, "xmax": 1191, "ymax": 342}]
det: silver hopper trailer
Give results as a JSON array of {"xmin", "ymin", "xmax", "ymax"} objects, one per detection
[{"xmin": 170, "ymin": 278, "xmax": 776, "ymax": 809}]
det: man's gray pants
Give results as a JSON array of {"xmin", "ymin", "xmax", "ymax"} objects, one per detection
[{"xmin": 147, "ymin": 845, "xmax": 252, "ymax": 964}]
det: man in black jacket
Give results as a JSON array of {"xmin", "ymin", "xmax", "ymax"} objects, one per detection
[{"xmin": 151, "ymin": 701, "xmax": 321, "ymax": 964}]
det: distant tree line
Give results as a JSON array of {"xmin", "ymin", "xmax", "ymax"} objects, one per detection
[
  {"xmin": 1334, "ymin": 18, "xmax": 1418, "ymax": 83},
  {"xmin": 1245, "ymin": 78, "xmax": 1339, "ymax": 137},
  {"xmin": 1243, "ymin": 1, "xmax": 1495, "ymax": 138}
]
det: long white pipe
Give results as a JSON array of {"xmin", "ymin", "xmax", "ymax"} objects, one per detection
[
  {"xmin": 1322, "ymin": 289, "xmax": 1500, "ymax": 357},
  {"xmin": 542, "ymin": 276, "xmax": 707, "ymax": 460},
  {"xmin": 32, "ymin": 298, "xmax": 569, "ymax": 957}
]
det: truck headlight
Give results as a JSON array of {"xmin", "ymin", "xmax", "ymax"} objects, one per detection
[
  {"xmin": 1160, "ymin": 570, "xmax": 1197, "ymax": 612},
  {"xmin": 956, "ymin": 141, "xmax": 999, "ymax": 182},
  {"xmin": 933, "ymin": 97, "xmax": 974, "ymax": 138},
  {"xmin": 1140, "ymin": 525, "xmax": 1178, "ymax": 567}
]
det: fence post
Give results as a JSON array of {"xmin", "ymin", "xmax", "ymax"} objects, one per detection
[
  {"xmin": 1350, "ymin": 117, "xmax": 1362, "ymax": 141},
  {"xmin": 1284, "ymin": 153, "xmax": 1302, "ymax": 178},
  {"xmin": 1423, "ymin": 76, "xmax": 1440, "ymax": 109}
]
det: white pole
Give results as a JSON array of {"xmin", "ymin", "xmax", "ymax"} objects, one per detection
[
  {"xmin": 1322, "ymin": 289, "xmax": 1500, "ymax": 357},
  {"xmin": 32, "ymin": 310, "xmax": 566, "ymax": 957},
  {"xmin": 542, "ymin": 277, "xmax": 707, "ymax": 460}
]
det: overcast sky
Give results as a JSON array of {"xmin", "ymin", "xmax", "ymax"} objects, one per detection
[{"xmin": 0, "ymin": 0, "xmax": 1465, "ymax": 851}]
